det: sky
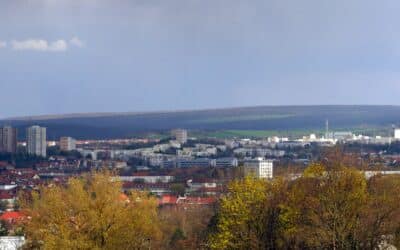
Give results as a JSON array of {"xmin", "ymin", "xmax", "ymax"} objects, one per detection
[{"xmin": 1, "ymin": 0, "xmax": 400, "ymax": 118}]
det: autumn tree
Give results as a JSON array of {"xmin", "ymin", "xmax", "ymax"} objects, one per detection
[
  {"xmin": 208, "ymin": 160, "xmax": 400, "ymax": 250},
  {"xmin": 281, "ymin": 164, "xmax": 368, "ymax": 249},
  {"xmin": 20, "ymin": 171, "xmax": 162, "ymax": 250},
  {"xmin": 208, "ymin": 176, "xmax": 269, "ymax": 249},
  {"xmin": 359, "ymin": 175, "xmax": 400, "ymax": 249},
  {"xmin": 159, "ymin": 205, "xmax": 215, "ymax": 250}
]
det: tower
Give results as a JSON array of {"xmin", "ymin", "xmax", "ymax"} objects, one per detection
[
  {"xmin": 325, "ymin": 119, "xmax": 329, "ymax": 139},
  {"xmin": 0, "ymin": 126, "xmax": 17, "ymax": 153},
  {"xmin": 26, "ymin": 125, "xmax": 47, "ymax": 157}
]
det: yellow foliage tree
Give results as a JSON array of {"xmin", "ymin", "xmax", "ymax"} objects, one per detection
[
  {"xmin": 209, "ymin": 162, "xmax": 400, "ymax": 249},
  {"xmin": 20, "ymin": 171, "xmax": 162, "ymax": 250},
  {"xmin": 208, "ymin": 176, "xmax": 268, "ymax": 250}
]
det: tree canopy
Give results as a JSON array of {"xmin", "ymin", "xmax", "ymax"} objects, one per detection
[
  {"xmin": 209, "ymin": 164, "xmax": 400, "ymax": 250},
  {"xmin": 20, "ymin": 171, "xmax": 162, "ymax": 250}
]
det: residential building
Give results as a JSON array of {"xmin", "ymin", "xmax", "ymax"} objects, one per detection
[
  {"xmin": 59, "ymin": 137, "xmax": 76, "ymax": 151},
  {"xmin": 395, "ymin": 129, "xmax": 400, "ymax": 139},
  {"xmin": 0, "ymin": 126, "xmax": 17, "ymax": 154},
  {"xmin": 176, "ymin": 158, "xmax": 211, "ymax": 168},
  {"xmin": 0, "ymin": 236, "xmax": 25, "ymax": 250},
  {"xmin": 26, "ymin": 126, "xmax": 46, "ymax": 157},
  {"xmin": 244, "ymin": 158, "xmax": 273, "ymax": 179},
  {"xmin": 211, "ymin": 157, "xmax": 238, "ymax": 167},
  {"xmin": 117, "ymin": 175, "xmax": 174, "ymax": 183},
  {"xmin": 332, "ymin": 131, "xmax": 353, "ymax": 141},
  {"xmin": 171, "ymin": 129, "xmax": 188, "ymax": 144}
]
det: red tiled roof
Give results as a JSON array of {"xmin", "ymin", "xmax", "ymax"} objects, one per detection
[
  {"xmin": 177, "ymin": 196, "xmax": 216, "ymax": 205},
  {"xmin": 131, "ymin": 172, "xmax": 151, "ymax": 176},
  {"xmin": 0, "ymin": 211, "xmax": 24, "ymax": 221},
  {"xmin": 159, "ymin": 195, "xmax": 178, "ymax": 205}
]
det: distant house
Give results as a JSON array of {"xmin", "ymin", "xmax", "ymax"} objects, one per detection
[
  {"xmin": 117, "ymin": 174, "xmax": 174, "ymax": 184},
  {"xmin": 364, "ymin": 171, "xmax": 400, "ymax": 179},
  {"xmin": 186, "ymin": 179, "xmax": 220, "ymax": 195},
  {"xmin": 159, "ymin": 194, "xmax": 216, "ymax": 207},
  {"xmin": 176, "ymin": 196, "xmax": 216, "ymax": 206},
  {"xmin": 122, "ymin": 182, "xmax": 171, "ymax": 195},
  {"xmin": 0, "ymin": 236, "xmax": 25, "ymax": 250},
  {"xmin": 0, "ymin": 212, "xmax": 25, "ymax": 224},
  {"xmin": 158, "ymin": 195, "xmax": 178, "ymax": 206},
  {"xmin": 211, "ymin": 158, "xmax": 238, "ymax": 167},
  {"xmin": 244, "ymin": 158, "xmax": 274, "ymax": 179},
  {"xmin": 0, "ymin": 191, "xmax": 16, "ymax": 208}
]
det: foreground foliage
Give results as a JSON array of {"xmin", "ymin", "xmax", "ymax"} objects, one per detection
[
  {"xmin": 209, "ymin": 164, "xmax": 400, "ymax": 250},
  {"xmin": 21, "ymin": 172, "xmax": 162, "ymax": 250}
]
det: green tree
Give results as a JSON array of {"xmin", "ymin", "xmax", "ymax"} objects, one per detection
[
  {"xmin": 0, "ymin": 220, "xmax": 8, "ymax": 236},
  {"xmin": 169, "ymin": 228, "xmax": 186, "ymax": 248},
  {"xmin": 170, "ymin": 183, "xmax": 186, "ymax": 196}
]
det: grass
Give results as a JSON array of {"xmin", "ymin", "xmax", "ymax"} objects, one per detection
[
  {"xmin": 197, "ymin": 126, "xmax": 394, "ymax": 139},
  {"xmin": 201, "ymin": 130, "xmax": 324, "ymax": 139}
]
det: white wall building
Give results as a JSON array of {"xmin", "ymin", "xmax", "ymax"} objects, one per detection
[
  {"xmin": 0, "ymin": 236, "xmax": 25, "ymax": 250},
  {"xmin": 59, "ymin": 137, "xmax": 76, "ymax": 151},
  {"xmin": 211, "ymin": 157, "xmax": 238, "ymax": 167},
  {"xmin": 395, "ymin": 129, "xmax": 400, "ymax": 139},
  {"xmin": 116, "ymin": 175, "xmax": 174, "ymax": 183},
  {"xmin": 244, "ymin": 158, "xmax": 273, "ymax": 179},
  {"xmin": 26, "ymin": 126, "xmax": 46, "ymax": 157}
]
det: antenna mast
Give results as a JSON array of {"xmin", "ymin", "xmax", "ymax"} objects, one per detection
[{"xmin": 325, "ymin": 119, "xmax": 329, "ymax": 139}]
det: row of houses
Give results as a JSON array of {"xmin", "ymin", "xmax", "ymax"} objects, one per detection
[{"xmin": 161, "ymin": 157, "xmax": 238, "ymax": 168}]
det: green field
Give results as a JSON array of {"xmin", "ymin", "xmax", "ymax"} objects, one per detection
[
  {"xmin": 199, "ymin": 130, "xmax": 323, "ymax": 139},
  {"xmin": 196, "ymin": 126, "xmax": 393, "ymax": 139}
]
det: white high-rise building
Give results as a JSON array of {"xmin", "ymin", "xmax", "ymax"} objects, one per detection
[
  {"xmin": 171, "ymin": 129, "xmax": 188, "ymax": 144},
  {"xmin": 395, "ymin": 129, "xmax": 400, "ymax": 139},
  {"xmin": 244, "ymin": 158, "xmax": 273, "ymax": 179},
  {"xmin": 59, "ymin": 137, "xmax": 76, "ymax": 151},
  {"xmin": 26, "ymin": 126, "xmax": 46, "ymax": 157}
]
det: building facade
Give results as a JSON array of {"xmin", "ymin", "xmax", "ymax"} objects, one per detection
[
  {"xmin": 244, "ymin": 158, "xmax": 273, "ymax": 179},
  {"xmin": 0, "ymin": 126, "xmax": 17, "ymax": 154},
  {"xmin": 211, "ymin": 157, "xmax": 239, "ymax": 167},
  {"xmin": 171, "ymin": 129, "xmax": 188, "ymax": 144},
  {"xmin": 59, "ymin": 137, "xmax": 76, "ymax": 151},
  {"xmin": 26, "ymin": 126, "xmax": 47, "ymax": 157},
  {"xmin": 395, "ymin": 129, "xmax": 400, "ymax": 139},
  {"xmin": 176, "ymin": 158, "xmax": 211, "ymax": 168}
]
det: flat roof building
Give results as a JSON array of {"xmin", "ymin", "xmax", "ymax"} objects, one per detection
[
  {"xmin": 395, "ymin": 129, "xmax": 400, "ymax": 139},
  {"xmin": 0, "ymin": 126, "xmax": 17, "ymax": 154},
  {"xmin": 26, "ymin": 126, "xmax": 46, "ymax": 158},
  {"xmin": 60, "ymin": 137, "xmax": 76, "ymax": 151},
  {"xmin": 171, "ymin": 129, "xmax": 188, "ymax": 144},
  {"xmin": 244, "ymin": 158, "xmax": 273, "ymax": 179}
]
